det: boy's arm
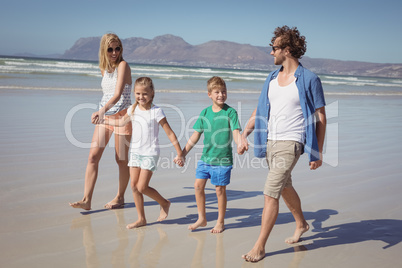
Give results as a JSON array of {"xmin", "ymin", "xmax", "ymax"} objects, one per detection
[
  {"xmin": 159, "ymin": 118, "xmax": 184, "ymax": 166},
  {"xmin": 232, "ymin": 128, "xmax": 241, "ymax": 152},
  {"xmin": 233, "ymin": 129, "xmax": 244, "ymax": 155},
  {"xmin": 182, "ymin": 131, "xmax": 202, "ymax": 158}
]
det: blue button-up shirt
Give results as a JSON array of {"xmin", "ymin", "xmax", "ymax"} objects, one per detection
[{"xmin": 254, "ymin": 63, "xmax": 326, "ymax": 162}]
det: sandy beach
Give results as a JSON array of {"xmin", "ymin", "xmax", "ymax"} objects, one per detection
[{"xmin": 1, "ymin": 88, "xmax": 402, "ymax": 267}]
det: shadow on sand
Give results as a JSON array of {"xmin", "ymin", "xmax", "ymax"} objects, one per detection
[
  {"xmin": 78, "ymin": 188, "xmax": 402, "ymax": 255},
  {"xmin": 265, "ymin": 218, "xmax": 402, "ymax": 260}
]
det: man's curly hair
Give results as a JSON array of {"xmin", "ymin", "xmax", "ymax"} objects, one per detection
[{"xmin": 270, "ymin": 26, "xmax": 307, "ymax": 59}]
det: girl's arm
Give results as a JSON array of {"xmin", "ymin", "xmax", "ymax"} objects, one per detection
[
  {"xmin": 159, "ymin": 118, "xmax": 184, "ymax": 166},
  {"xmin": 93, "ymin": 62, "xmax": 132, "ymax": 123}
]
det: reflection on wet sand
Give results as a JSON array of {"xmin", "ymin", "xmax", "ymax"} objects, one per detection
[
  {"xmin": 288, "ymin": 245, "xmax": 308, "ymax": 268},
  {"xmin": 189, "ymin": 231, "xmax": 225, "ymax": 268},
  {"xmin": 111, "ymin": 210, "xmax": 129, "ymax": 267},
  {"xmin": 71, "ymin": 210, "xmax": 129, "ymax": 267},
  {"xmin": 71, "ymin": 210, "xmax": 170, "ymax": 267},
  {"xmin": 71, "ymin": 210, "xmax": 311, "ymax": 267},
  {"xmin": 130, "ymin": 227, "xmax": 169, "ymax": 267},
  {"xmin": 70, "ymin": 215, "xmax": 99, "ymax": 268},
  {"xmin": 189, "ymin": 232, "xmax": 206, "ymax": 267}
]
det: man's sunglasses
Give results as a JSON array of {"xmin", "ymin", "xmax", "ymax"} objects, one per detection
[{"xmin": 271, "ymin": 46, "xmax": 282, "ymax": 52}]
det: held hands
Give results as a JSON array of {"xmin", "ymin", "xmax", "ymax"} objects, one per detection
[
  {"xmin": 237, "ymin": 135, "xmax": 249, "ymax": 155},
  {"xmin": 174, "ymin": 155, "xmax": 185, "ymax": 167}
]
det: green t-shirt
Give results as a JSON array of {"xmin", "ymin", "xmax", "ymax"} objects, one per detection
[{"xmin": 193, "ymin": 104, "xmax": 241, "ymax": 166}]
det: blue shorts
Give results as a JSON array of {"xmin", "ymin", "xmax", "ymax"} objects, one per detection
[{"xmin": 195, "ymin": 160, "xmax": 233, "ymax": 186}]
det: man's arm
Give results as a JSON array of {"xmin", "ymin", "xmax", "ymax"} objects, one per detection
[{"xmin": 310, "ymin": 106, "xmax": 326, "ymax": 170}]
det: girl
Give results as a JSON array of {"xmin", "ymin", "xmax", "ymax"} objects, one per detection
[
  {"xmin": 102, "ymin": 77, "xmax": 184, "ymax": 229},
  {"xmin": 70, "ymin": 33, "xmax": 132, "ymax": 210}
]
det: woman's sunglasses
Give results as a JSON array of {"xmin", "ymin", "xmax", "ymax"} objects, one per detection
[{"xmin": 107, "ymin": 47, "xmax": 121, "ymax": 53}]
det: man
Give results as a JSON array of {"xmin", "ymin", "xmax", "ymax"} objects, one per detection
[{"xmin": 239, "ymin": 25, "xmax": 327, "ymax": 262}]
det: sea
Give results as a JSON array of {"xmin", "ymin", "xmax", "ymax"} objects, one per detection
[
  {"xmin": 2, "ymin": 54, "xmax": 402, "ymax": 170},
  {"xmin": 1, "ymin": 55, "xmax": 402, "ymax": 96}
]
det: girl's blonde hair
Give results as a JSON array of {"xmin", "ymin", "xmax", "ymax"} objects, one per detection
[
  {"xmin": 131, "ymin": 77, "xmax": 155, "ymax": 115},
  {"xmin": 99, "ymin": 33, "xmax": 124, "ymax": 72}
]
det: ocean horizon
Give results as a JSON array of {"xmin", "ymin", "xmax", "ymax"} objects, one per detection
[{"xmin": 1, "ymin": 56, "xmax": 402, "ymax": 96}]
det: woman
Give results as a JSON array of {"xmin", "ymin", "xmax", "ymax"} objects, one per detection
[{"xmin": 70, "ymin": 33, "xmax": 132, "ymax": 210}]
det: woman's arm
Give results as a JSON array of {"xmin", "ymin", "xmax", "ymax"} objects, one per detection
[{"xmin": 100, "ymin": 113, "xmax": 130, "ymax": 127}]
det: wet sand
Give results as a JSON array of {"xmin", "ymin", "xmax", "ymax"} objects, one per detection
[{"xmin": 0, "ymin": 89, "xmax": 401, "ymax": 267}]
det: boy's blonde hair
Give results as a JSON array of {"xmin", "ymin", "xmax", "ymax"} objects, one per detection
[
  {"xmin": 99, "ymin": 33, "xmax": 124, "ymax": 72},
  {"xmin": 207, "ymin": 76, "xmax": 226, "ymax": 93},
  {"xmin": 131, "ymin": 77, "xmax": 155, "ymax": 115}
]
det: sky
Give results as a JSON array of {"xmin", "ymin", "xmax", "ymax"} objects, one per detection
[{"xmin": 2, "ymin": 0, "xmax": 402, "ymax": 64}]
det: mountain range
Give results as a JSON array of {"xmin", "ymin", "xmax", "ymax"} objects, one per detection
[{"xmin": 57, "ymin": 34, "xmax": 401, "ymax": 78}]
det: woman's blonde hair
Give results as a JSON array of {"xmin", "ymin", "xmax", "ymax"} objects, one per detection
[
  {"xmin": 99, "ymin": 33, "xmax": 124, "ymax": 72},
  {"xmin": 131, "ymin": 77, "xmax": 155, "ymax": 115}
]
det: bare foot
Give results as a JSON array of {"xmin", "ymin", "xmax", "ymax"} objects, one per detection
[
  {"xmin": 69, "ymin": 201, "xmax": 91, "ymax": 210},
  {"xmin": 210, "ymin": 223, "xmax": 225, "ymax": 233},
  {"xmin": 242, "ymin": 247, "xmax": 266, "ymax": 263},
  {"xmin": 104, "ymin": 197, "xmax": 125, "ymax": 209},
  {"xmin": 188, "ymin": 219, "xmax": 207, "ymax": 231},
  {"xmin": 157, "ymin": 200, "xmax": 171, "ymax": 221},
  {"xmin": 285, "ymin": 223, "xmax": 310, "ymax": 244},
  {"xmin": 126, "ymin": 219, "xmax": 147, "ymax": 229}
]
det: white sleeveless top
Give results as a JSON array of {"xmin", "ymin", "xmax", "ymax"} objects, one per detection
[
  {"xmin": 267, "ymin": 78, "xmax": 305, "ymax": 143},
  {"xmin": 99, "ymin": 68, "xmax": 132, "ymax": 115}
]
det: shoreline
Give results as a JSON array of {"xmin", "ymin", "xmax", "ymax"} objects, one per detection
[{"xmin": 2, "ymin": 86, "xmax": 402, "ymax": 97}]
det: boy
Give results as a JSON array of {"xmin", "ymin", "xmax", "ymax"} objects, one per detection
[{"xmin": 180, "ymin": 76, "xmax": 241, "ymax": 233}]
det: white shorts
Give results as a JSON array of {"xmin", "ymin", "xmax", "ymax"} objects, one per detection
[{"xmin": 128, "ymin": 153, "xmax": 159, "ymax": 172}]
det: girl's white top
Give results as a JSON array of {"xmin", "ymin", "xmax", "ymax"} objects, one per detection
[
  {"xmin": 127, "ymin": 104, "xmax": 166, "ymax": 156},
  {"xmin": 99, "ymin": 68, "xmax": 132, "ymax": 115}
]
